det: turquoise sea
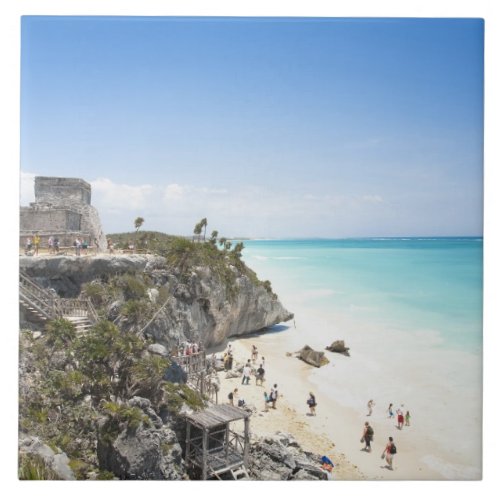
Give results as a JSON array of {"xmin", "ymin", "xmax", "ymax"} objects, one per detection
[
  {"xmin": 242, "ymin": 238, "xmax": 483, "ymax": 351},
  {"xmin": 240, "ymin": 237, "xmax": 483, "ymax": 478}
]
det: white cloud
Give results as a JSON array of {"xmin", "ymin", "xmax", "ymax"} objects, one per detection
[
  {"xmin": 164, "ymin": 183, "xmax": 185, "ymax": 201},
  {"xmin": 91, "ymin": 177, "xmax": 155, "ymax": 212},
  {"xmin": 361, "ymin": 194, "xmax": 384, "ymax": 204}
]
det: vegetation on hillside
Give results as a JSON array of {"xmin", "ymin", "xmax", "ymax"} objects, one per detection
[
  {"xmin": 18, "ymin": 318, "xmax": 204, "ymax": 479},
  {"xmin": 106, "ymin": 225, "xmax": 277, "ymax": 300}
]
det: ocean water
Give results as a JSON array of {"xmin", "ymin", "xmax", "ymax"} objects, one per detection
[
  {"xmin": 242, "ymin": 238, "xmax": 483, "ymax": 351},
  {"xmin": 241, "ymin": 237, "xmax": 483, "ymax": 478}
]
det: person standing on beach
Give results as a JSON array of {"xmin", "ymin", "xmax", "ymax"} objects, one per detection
[
  {"xmin": 270, "ymin": 384, "xmax": 278, "ymax": 409},
  {"xmin": 228, "ymin": 388, "xmax": 238, "ymax": 406},
  {"xmin": 367, "ymin": 399, "xmax": 375, "ymax": 416},
  {"xmin": 381, "ymin": 437, "xmax": 397, "ymax": 470},
  {"xmin": 387, "ymin": 403, "xmax": 394, "ymax": 418},
  {"xmin": 251, "ymin": 345, "xmax": 258, "ymax": 363},
  {"xmin": 405, "ymin": 410, "xmax": 411, "ymax": 426},
  {"xmin": 261, "ymin": 356, "xmax": 265, "ymax": 369},
  {"xmin": 255, "ymin": 364, "xmax": 265, "ymax": 386},
  {"xmin": 307, "ymin": 392, "xmax": 317, "ymax": 416},
  {"xmin": 263, "ymin": 392, "xmax": 270, "ymax": 412},
  {"xmin": 396, "ymin": 409, "xmax": 404, "ymax": 430},
  {"xmin": 242, "ymin": 363, "xmax": 252, "ymax": 385},
  {"xmin": 361, "ymin": 422, "xmax": 374, "ymax": 452}
]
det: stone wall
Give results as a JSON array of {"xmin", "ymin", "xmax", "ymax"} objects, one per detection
[
  {"xmin": 20, "ymin": 176, "xmax": 107, "ymax": 251},
  {"xmin": 20, "ymin": 207, "xmax": 80, "ymax": 233},
  {"xmin": 35, "ymin": 177, "xmax": 91, "ymax": 206}
]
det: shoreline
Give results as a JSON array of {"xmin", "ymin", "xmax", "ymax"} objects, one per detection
[{"xmin": 211, "ymin": 324, "xmax": 480, "ymax": 480}]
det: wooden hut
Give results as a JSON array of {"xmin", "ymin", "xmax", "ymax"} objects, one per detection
[{"xmin": 185, "ymin": 404, "xmax": 250, "ymax": 480}]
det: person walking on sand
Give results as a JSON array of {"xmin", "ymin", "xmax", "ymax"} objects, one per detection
[
  {"xmin": 228, "ymin": 388, "xmax": 238, "ymax": 406},
  {"xmin": 367, "ymin": 399, "xmax": 375, "ymax": 416},
  {"xmin": 255, "ymin": 364, "xmax": 265, "ymax": 386},
  {"xmin": 307, "ymin": 392, "xmax": 317, "ymax": 416},
  {"xmin": 270, "ymin": 384, "xmax": 278, "ymax": 409},
  {"xmin": 251, "ymin": 345, "xmax": 258, "ymax": 363},
  {"xmin": 396, "ymin": 409, "xmax": 404, "ymax": 430},
  {"xmin": 263, "ymin": 392, "xmax": 270, "ymax": 412},
  {"xmin": 381, "ymin": 437, "xmax": 397, "ymax": 470},
  {"xmin": 387, "ymin": 403, "xmax": 394, "ymax": 418},
  {"xmin": 242, "ymin": 363, "xmax": 252, "ymax": 385},
  {"xmin": 361, "ymin": 421, "xmax": 374, "ymax": 452},
  {"xmin": 405, "ymin": 410, "xmax": 411, "ymax": 426}
]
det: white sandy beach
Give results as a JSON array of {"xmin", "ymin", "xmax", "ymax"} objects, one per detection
[{"xmin": 210, "ymin": 307, "xmax": 482, "ymax": 480}]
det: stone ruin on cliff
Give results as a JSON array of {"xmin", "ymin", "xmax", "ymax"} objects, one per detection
[{"xmin": 20, "ymin": 176, "xmax": 107, "ymax": 250}]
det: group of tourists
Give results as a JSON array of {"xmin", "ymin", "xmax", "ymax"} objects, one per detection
[
  {"xmin": 360, "ymin": 421, "xmax": 397, "ymax": 470},
  {"xmin": 368, "ymin": 400, "xmax": 411, "ymax": 428},
  {"xmin": 359, "ymin": 399, "xmax": 412, "ymax": 471},
  {"xmin": 24, "ymin": 234, "xmax": 41, "ymax": 256},
  {"xmin": 177, "ymin": 341, "xmax": 200, "ymax": 357},
  {"xmin": 24, "ymin": 234, "xmax": 98, "ymax": 256},
  {"xmin": 386, "ymin": 402, "xmax": 411, "ymax": 428}
]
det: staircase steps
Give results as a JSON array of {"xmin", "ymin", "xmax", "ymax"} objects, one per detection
[
  {"xmin": 19, "ymin": 298, "xmax": 50, "ymax": 321},
  {"xmin": 64, "ymin": 316, "xmax": 93, "ymax": 334},
  {"xmin": 230, "ymin": 466, "xmax": 250, "ymax": 480}
]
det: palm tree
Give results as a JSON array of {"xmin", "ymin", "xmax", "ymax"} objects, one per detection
[
  {"xmin": 134, "ymin": 217, "xmax": 144, "ymax": 232},
  {"xmin": 193, "ymin": 222, "xmax": 202, "ymax": 242},
  {"xmin": 200, "ymin": 218, "xmax": 208, "ymax": 241},
  {"xmin": 218, "ymin": 237, "xmax": 227, "ymax": 248},
  {"xmin": 134, "ymin": 217, "xmax": 144, "ymax": 250},
  {"xmin": 233, "ymin": 241, "xmax": 244, "ymax": 258},
  {"xmin": 210, "ymin": 230, "xmax": 219, "ymax": 245}
]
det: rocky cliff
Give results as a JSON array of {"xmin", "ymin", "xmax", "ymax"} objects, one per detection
[{"xmin": 19, "ymin": 254, "xmax": 293, "ymax": 348}]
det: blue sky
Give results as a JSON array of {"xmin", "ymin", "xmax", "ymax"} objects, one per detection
[{"xmin": 20, "ymin": 16, "xmax": 484, "ymax": 238}]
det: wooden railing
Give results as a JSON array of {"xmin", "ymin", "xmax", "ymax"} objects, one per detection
[
  {"xmin": 19, "ymin": 272, "xmax": 57, "ymax": 320},
  {"xmin": 172, "ymin": 351, "xmax": 207, "ymax": 376},
  {"xmin": 54, "ymin": 298, "xmax": 91, "ymax": 318},
  {"xmin": 20, "ymin": 272, "xmax": 99, "ymax": 325}
]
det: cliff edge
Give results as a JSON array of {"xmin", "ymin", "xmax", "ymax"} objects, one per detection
[{"xmin": 20, "ymin": 253, "xmax": 293, "ymax": 348}]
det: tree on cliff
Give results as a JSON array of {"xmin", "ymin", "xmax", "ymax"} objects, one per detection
[
  {"xmin": 209, "ymin": 230, "xmax": 218, "ymax": 245},
  {"xmin": 193, "ymin": 222, "xmax": 202, "ymax": 242},
  {"xmin": 200, "ymin": 218, "xmax": 208, "ymax": 241},
  {"xmin": 193, "ymin": 218, "xmax": 208, "ymax": 242},
  {"xmin": 134, "ymin": 217, "xmax": 145, "ymax": 232},
  {"xmin": 134, "ymin": 217, "xmax": 145, "ymax": 249}
]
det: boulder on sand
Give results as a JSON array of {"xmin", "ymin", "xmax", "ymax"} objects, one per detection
[
  {"xmin": 325, "ymin": 340, "xmax": 350, "ymax": 356},
  {"xmin": 297, "ymin": 345, "xmax": 329, "ymax": 368}
]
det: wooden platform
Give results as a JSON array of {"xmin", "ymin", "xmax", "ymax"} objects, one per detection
[{"xmin": 186, "ymin": 404, "xmax": 248, "ymax": 429}]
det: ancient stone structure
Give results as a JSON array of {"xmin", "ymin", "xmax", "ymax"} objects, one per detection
[{"xmin": 20, "ymin": 176, "xmax": 107, "ymax": 250}]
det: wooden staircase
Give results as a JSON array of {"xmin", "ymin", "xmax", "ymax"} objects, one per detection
[
  {"xmin": 230, "ymin": 465, "xmax": 250, "ymax": 480},
  {"xmin": 19, "ymin": 272, "xmax": 98, "ymax": 330}
]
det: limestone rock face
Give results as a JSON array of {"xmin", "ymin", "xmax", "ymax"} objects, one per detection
[
  {"xmin": 20, "ymin": 255, "xmax": 293, "ymax": 349},
  {"xmin": 96, "ymin": 400, "xmax": 184, "ymax": 480},
  {"xmin": 249, "ymin": 432, "xmax": 328, "ymax": 480},
  {"xmin": 325, "ymin": 340, "xmax": 351, "ymax": 356},
  {"xmin": 297, "ymin": 345, "xmax": 329, "ymax": 368},
  {"xmin": 19, "ymin": 434, "xmax": 76, "ymax": 480}
]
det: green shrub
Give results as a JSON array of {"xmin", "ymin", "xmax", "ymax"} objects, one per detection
[
  {"xmin": 82, "ymin": 282, "xmax": 107, "ymax": 306},
  {"xmin": 97, "ymin": 469, "xmax": 115, "ymax": 480},
  {"xmin": 120, "ymin": 274, "xmax": 147, "ymax": 300},
  {"xmin": 69, "ymin": 458, "xmax": 89, "ymax": 479},
  {"xmin": 18, "ymin": 454, "xmax": 60, "ymax": 480},
  {"xmin": 120, "ymin": 299, "xmax": 148, "ymax": 323},
  {"xmin": 45, "ymin": 318, "xmax": 77, "ymax": 349}
]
